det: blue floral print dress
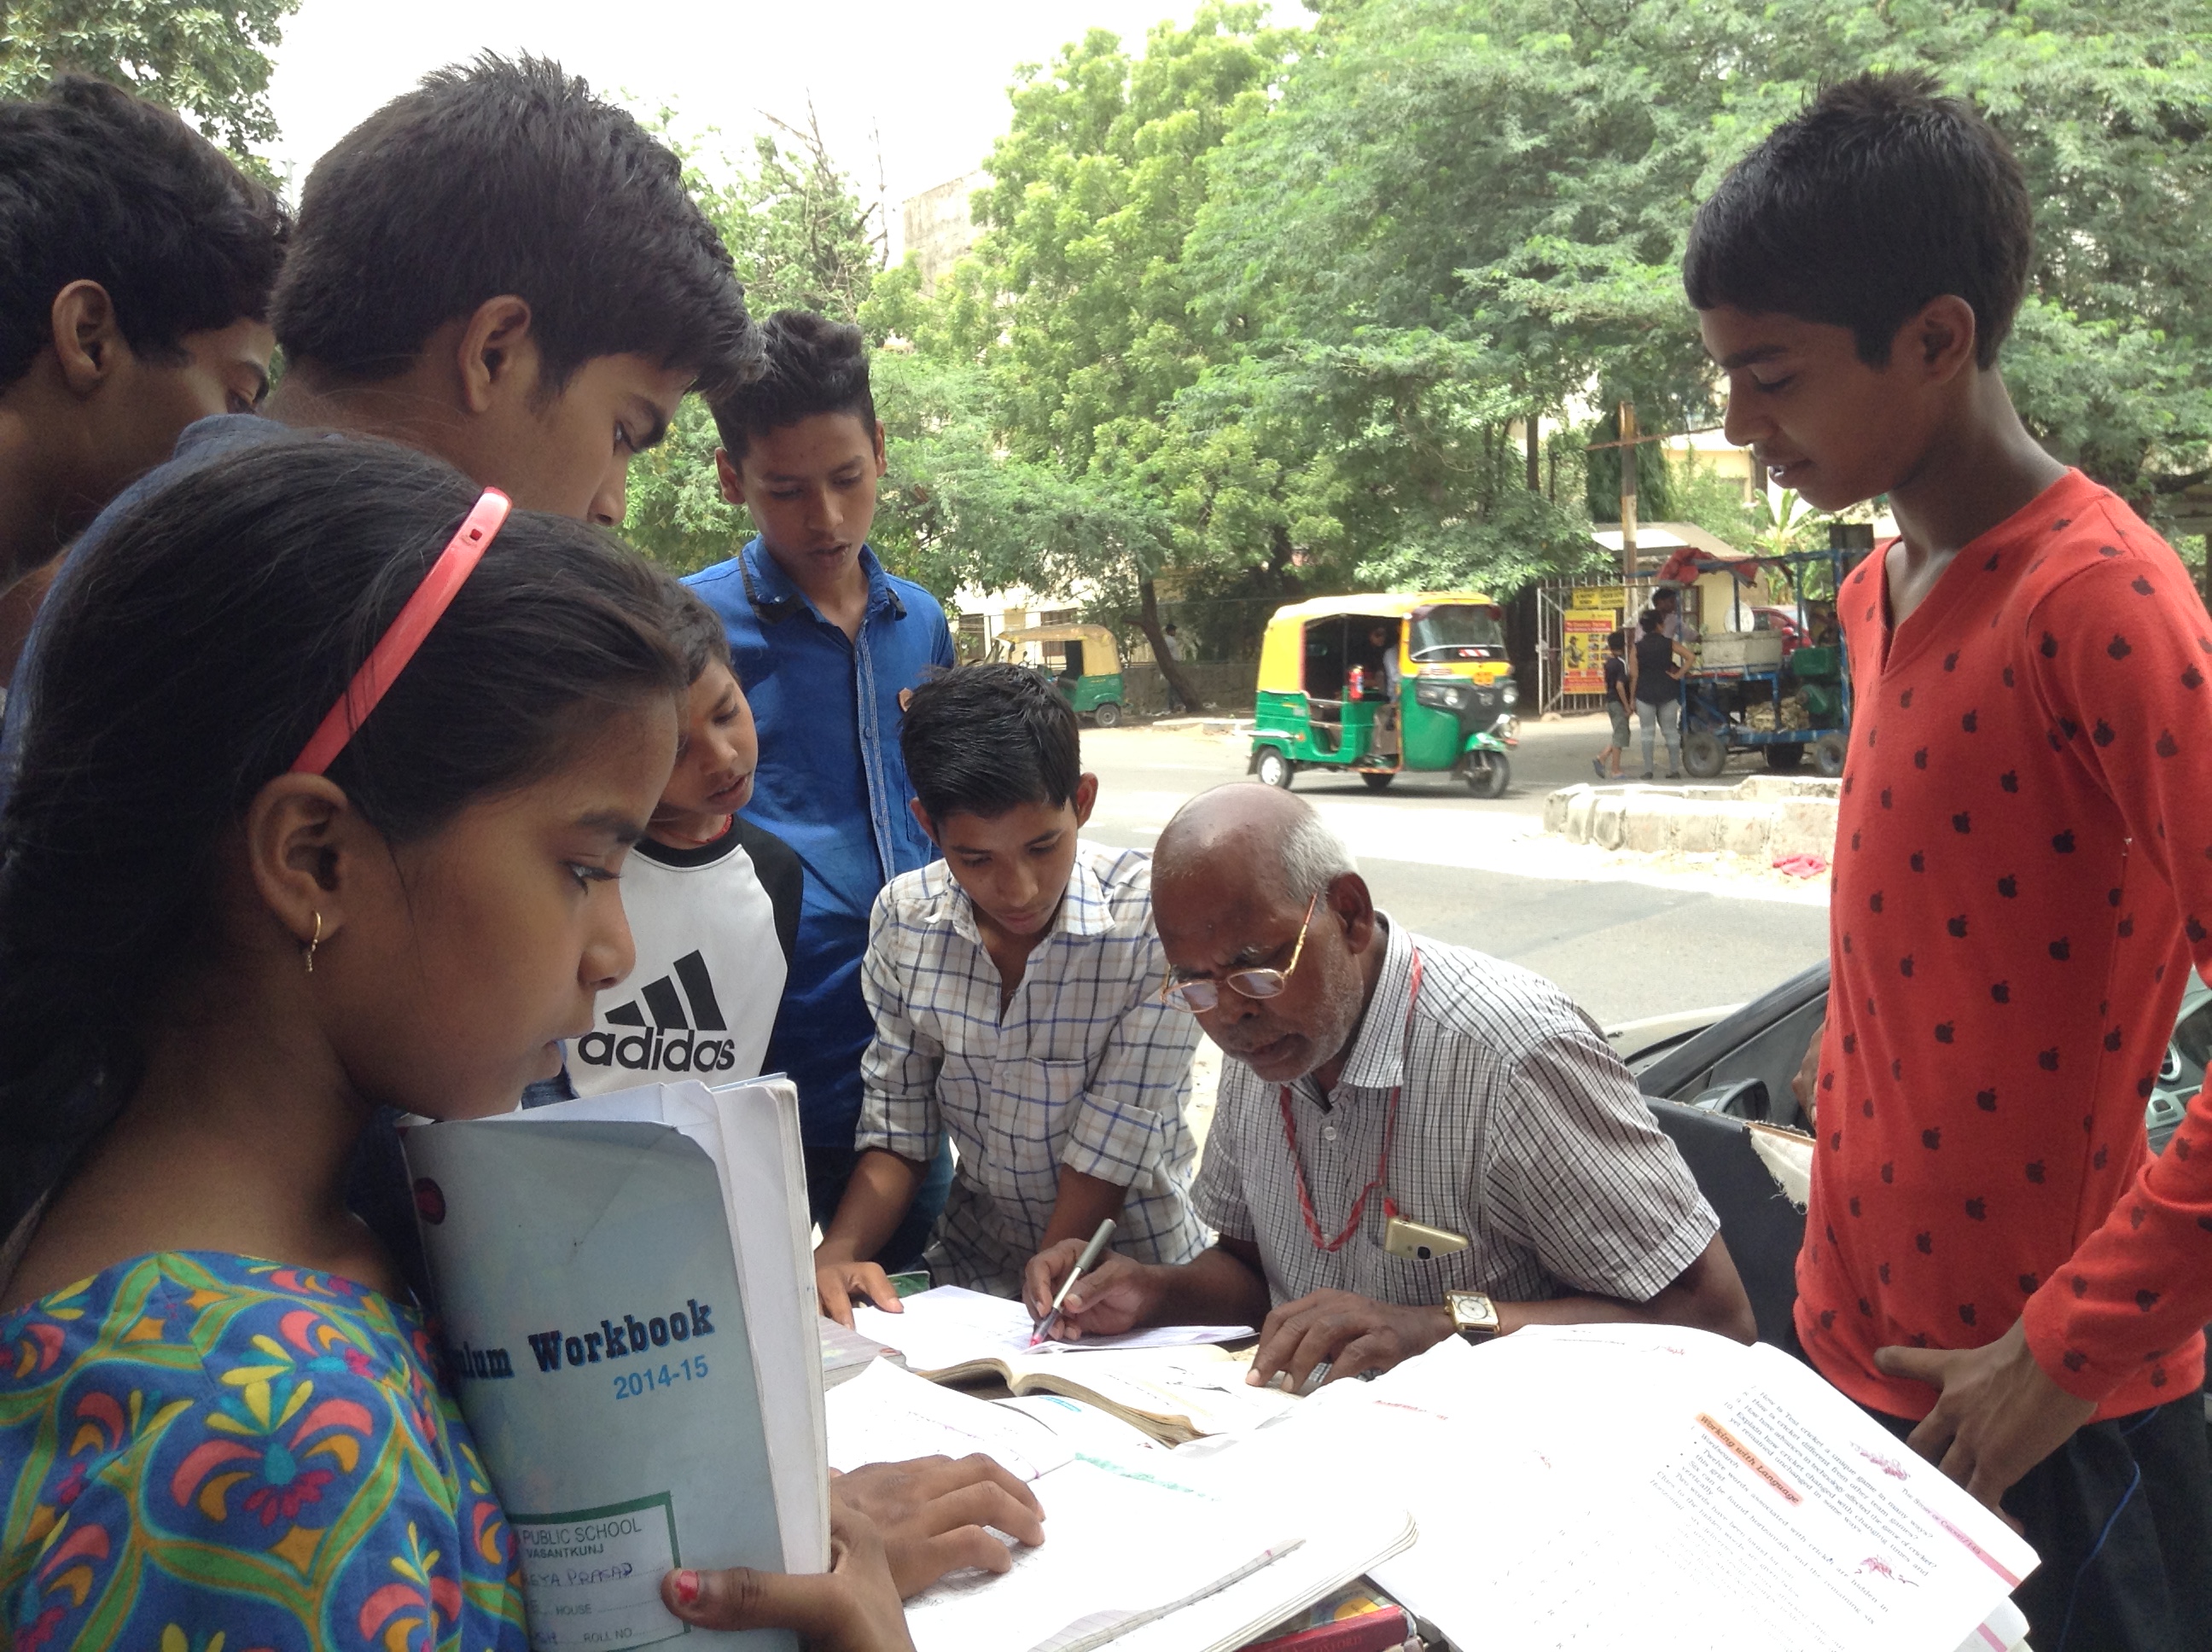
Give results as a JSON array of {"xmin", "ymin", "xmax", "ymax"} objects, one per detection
[{"xmin": 1, "ymin": 1252, "xmax": 528, "ymax": 1651}]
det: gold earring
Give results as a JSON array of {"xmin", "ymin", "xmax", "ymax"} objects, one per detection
[{"xmin": 304, "ymin": 910, "xmax": 323, "ymax": 975}]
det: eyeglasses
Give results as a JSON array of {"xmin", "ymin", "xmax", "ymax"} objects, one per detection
[{"xmin": 1158, "ymin": 894, "xmax": 1320, "ymax": 1014}]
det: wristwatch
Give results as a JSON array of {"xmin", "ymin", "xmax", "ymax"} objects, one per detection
[{"xmin": 1446, "ymin": 1290, "xmax": 1501, "ymax": 1345}]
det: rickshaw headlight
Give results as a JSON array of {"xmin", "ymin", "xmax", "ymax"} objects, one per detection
[
  {"xmin": 1500, "ymin": 679, "xmax": 1520, "ymax": 707},
  {"xmin": 1415, "ymin": 680, "xmax": 1469, "ymax": 712}
]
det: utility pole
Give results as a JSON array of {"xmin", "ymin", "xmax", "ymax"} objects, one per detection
[
  {"xmin": 1618, "ymin": 400, "xmax": 1639, "ymax": 585},
  {"xmin": 1525, "ymin": 413, "xmax": 1541, "ymax": 492}
]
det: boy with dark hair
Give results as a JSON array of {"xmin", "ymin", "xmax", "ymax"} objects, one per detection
[
  {"xmin": 688, "ymin": 310, "xmax": 958, "ymax": 1259},
  {"xmin": 0, "ymin": 53, "xmax": 756, "ymax": 793},
  {"xmin": 0, "ymin": 74, "xmax": 288, "ymax": 673},
  {"xmin": 814, "ymin": 663, "xmax": 1204, "ymax": 1318},
  {"xmin": 1689, "ymin": 70, "xmax": 2212, "ymax": 1645},
  {"xmin": 559, "ymin": 587, "xmax": 803, "ymax": 1096}
]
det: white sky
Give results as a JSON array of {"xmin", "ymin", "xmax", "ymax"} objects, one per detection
[{"xmin": 264, "ymin": 0, "xmax": 1220, "ymax": 256}]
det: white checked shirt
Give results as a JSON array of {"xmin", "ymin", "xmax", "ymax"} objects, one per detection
[
  {"xmin": 857, "ymin": 841, "xmax": 1208, "ymax": 1294},
  {"xmin": 1194, "ymin": 915, "xmax": 1716, "ymax": 1311}
]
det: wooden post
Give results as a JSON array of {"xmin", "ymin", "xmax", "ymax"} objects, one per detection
[{"xmin": 1618, "ymin": 400, "xmax": 1639, "ymax": 586}]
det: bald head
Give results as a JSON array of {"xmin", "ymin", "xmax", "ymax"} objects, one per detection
[
  {"xmin": 1155, "ymin": 784, "xmax": 1357, "ymax": 905},
  {"xmin": 1152, "ymin": 784, "xmax": 1378, "ymax": 1086}
]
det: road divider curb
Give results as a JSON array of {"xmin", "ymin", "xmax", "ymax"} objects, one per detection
[{"xmin": 1544, "ymin": 776, "xmax": 1839, "ymax": 864}]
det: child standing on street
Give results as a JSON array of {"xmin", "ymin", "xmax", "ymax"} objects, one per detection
[
  {"xmin": 1595, "ymin": 626, "xmax": 1632, "ymax": 779},
  {"xmin": 687, "ymin": 311, "xmax": 955, "ymax": 1265},
  {"xmin": 0, "ymin": 437, "xmax": 903, "ymax": 1649},
  {"xmin": 814, "ymin": 663, "xmax": 1205, "ymax": 1317},
  {"xmin": 1688, "ymin": 71, "xmax": 2212, "ymax": 1647}
]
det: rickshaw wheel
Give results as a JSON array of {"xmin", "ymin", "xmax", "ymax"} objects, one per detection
[
  {"xmin": 1254, "ymin": 747, "xmax": 1294, "ymax": 789},
  {"xmin": 1360, "ymin": 771, "xmax": 1395, "ymax": 792},
  {"xmin": 1464, "ymin": 754, "xmax": 1510, "ymax": 799},
  {"xmin": 1682, "ymin": 730, "xmax": 1728, "ymax": 780},
  {"xmin": 1091, "ymin": 701, "xmax": 1122, "ymax": 728},
  {"xmin": 1764, "ymin": 743, "xmax": 1805, "ymax": 772},
  {"xmin": 1813, "ymin": 732, "xmax": 1848, "ymax": 778}
]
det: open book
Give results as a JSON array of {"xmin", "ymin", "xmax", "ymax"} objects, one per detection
[
  {"xmin": 402, "ymin": 1079, "xmax": 826, "ymax": 1651},
  {"xmin": 853, "ymin": 1285, "xmax": 1288, "ymax": 1444},
  {"xmin": 1214, "ymin": 1323, "xmax": 2038, "ymax": 1652},
  {"xmin": 826, "ymin": 1360, "xmax": 1414, "ymax": 1652}
]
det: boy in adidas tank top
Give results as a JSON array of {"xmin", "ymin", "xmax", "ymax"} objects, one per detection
[{"xmin": 561, "ymin": 589, "xmax": 801, "ymax": 1095}]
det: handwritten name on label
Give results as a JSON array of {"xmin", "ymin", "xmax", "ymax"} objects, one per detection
[{"xmin": 513, "ymin": 1505, "xmax": 680, "ymax": 1650}]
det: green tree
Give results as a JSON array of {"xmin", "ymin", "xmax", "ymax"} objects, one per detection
[
  {"xmin": 1186, "ymin": 0, "xmax": 2212, "ymax": 590},
  {"xmin": 1, "ymin": 0, "xmax": 299, "ymax": 155},
  {"xmin": 898, "ymin": 7, "xmax": 1327, "ymax": 703}
]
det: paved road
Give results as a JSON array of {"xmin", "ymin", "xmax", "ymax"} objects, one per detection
[{"xmin": 1078, "ymin": 717, "xmax": 1832, "ymax": 1027}]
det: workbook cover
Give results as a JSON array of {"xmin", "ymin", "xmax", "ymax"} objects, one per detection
[{"xmin": 405, "ymin": 1091, "xmax": 817, "ymax": 1652}]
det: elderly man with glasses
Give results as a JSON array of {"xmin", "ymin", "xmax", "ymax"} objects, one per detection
[{"xmin": 1024, "ymin": 784, "xmax": 1755, "ymax": 1388}]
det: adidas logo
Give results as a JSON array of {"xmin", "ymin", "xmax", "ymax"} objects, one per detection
[{"xmin": 577, "ymin": 949, "xmax": 742, "ymax": 1075}]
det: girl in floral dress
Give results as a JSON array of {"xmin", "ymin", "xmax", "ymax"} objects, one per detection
[{"xmin": 0, "ymin": 439, "xmax": 909, "ymax": 1651}]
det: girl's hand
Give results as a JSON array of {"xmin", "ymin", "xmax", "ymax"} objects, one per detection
[{"xmin": 661, "ymin": 1504, "xmax": 914, "ymax": 1652}]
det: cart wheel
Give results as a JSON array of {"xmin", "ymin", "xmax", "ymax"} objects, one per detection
[
  {"xmin": 1682, "ymin": 730, "xmax": 1728, "ymax": 780},
  {"xmin": 1763, "ymin": 742, "xmax": 1805, "ymax": 772},
  {"xmin": 1091, "ymin": 700, "xmax": 1121, "ymax": 728},
  {"xmin": 1254, "ymin": 747, "xmax": 1294, "ymax": 789},
  {"xmin": 1360, "ymin": 771, "xmax": 1395, "ymax": 792},
  {"xmin": 1813, "ymin": 732, "xmax": 1848, "ymax": 778},
  {"xmin": 1464, "ymin": 754, "xmax": 1511, "ymax": 799}
]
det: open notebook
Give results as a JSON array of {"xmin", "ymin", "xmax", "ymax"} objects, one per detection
[
  {"xmin": 853, "ymin": 1285, "xmax": 1290, "ymax": 1444},
  {"xmin": 1212, "ymin": 1323, "xmax": 2040, "ymax": 1652},
  {"xmin": 826, "ymin": 1360, "xmax": 1414, "ymax": 1652},
  {"xmin": 402, "ymin": 1079, "xmax": 825, "ymax": 1651}
]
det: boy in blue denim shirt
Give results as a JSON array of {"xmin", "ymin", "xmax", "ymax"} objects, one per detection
[{"xmin": 686, "ymin": 311, "xmax": 954, "ymax": 1262}]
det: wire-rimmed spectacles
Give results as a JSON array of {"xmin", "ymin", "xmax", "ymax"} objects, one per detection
[{"xmin": 1157, "ymin": 893, "xmax": 1321, "ymax": 1013}]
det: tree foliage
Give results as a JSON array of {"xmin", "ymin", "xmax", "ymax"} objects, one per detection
[
  {"xmin": 637, "ymin": 0, "xmax": 2212, "ymax": 623},
  {"xmin": 1189, "ymin": 0, "xmax": 2212, "ymax": 595},
  {"xmin": 1, "ymin": 0, "xmax": 298, "ymax": 155}
]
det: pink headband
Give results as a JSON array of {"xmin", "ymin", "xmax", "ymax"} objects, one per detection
[{"xmin": 289, "ymin": 489, "xmax": 512, "ymax": 776}]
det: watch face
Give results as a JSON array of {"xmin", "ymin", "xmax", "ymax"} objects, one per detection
[{"xmin": 1450, "ymin": 1293, "xmax": 1498, "ymax": 1334}]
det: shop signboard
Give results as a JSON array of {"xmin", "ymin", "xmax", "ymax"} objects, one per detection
[{"xmin": 1569, "ymin": 585, "xmax": 1626, "ymax": 611}]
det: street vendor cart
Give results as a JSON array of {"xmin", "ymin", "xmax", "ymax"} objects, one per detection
[{"xmin": 1674, "ymin": 547, "xmax": 1854, "ymax": 780}]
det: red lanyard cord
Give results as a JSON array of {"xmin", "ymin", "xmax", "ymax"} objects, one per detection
[{"xmin": 1276, "ymin": 949, "xmax": 1424, "ymax": 1253}]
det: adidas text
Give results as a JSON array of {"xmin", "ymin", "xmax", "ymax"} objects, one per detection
[{"xmin": 575, "ymin": 1028, "xmax": 739, "ymax": 1074}]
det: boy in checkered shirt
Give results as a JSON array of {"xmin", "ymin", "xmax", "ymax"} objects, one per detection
[{"xmin": 814, "ymin": 663, "xmax": 1206, "ymax": 1312}]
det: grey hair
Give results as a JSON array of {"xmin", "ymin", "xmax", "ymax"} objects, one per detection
[{"xmin": 1278, "ymin": 809, "xmax": 1358, "ymax": 899}]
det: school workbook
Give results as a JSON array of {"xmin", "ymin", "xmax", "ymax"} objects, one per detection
[{"xmin": 402, "ymin": 1079, "xmax": 826, "ymax": 1652}]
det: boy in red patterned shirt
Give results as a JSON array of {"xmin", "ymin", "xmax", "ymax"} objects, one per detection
[{"xmin": 1686, "ymin": 73, "xmax": 2212, "ymax": 1649}]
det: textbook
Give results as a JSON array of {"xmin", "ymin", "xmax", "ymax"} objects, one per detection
[
  {"xmin": 824, "ymin": 1360, "xmax": 1415, "ymax": 1652},
  {"xmin": 853, "ymin": 1286, "xmax": 1286, "ymax": 1444},
  {"xmin": 402, "ymin": 1079, "xmax": 827, "ymax": 1652}
]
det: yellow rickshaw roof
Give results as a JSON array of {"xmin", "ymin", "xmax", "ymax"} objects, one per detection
[{"xmin": 1263, "ymin": 592, "xmax": 1500, "ymax": 628}]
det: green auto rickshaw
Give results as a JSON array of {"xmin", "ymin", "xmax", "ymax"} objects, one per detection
[
  {"xmin": 992, "ymin": 623, "xmax": 1128, "ymax": 726},
  {"xmin": 1249, "ymin": 593, "xmax": 1521, "ymax": 796}
]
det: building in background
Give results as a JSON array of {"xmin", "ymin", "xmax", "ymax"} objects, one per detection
[{"xmin": 899, "ymin": 172, "xmax": 989, "ymax": 294}]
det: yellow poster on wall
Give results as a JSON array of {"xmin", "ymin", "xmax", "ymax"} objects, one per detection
[
  {"xmin": 1569, "ymin": 585, "xmax": 1627, "ymax": 610},
  {"xmin": 1563, "ymin": 613, "xmax": 1615, "ymax": 694}
]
